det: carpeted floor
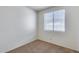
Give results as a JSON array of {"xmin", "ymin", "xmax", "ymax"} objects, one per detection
[{"xmin": 8, "ymin": 40, "xmax": 78, "ymax": 53}]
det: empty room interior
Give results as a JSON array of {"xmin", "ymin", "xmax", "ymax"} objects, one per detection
[{"xmin": 0, "ymin": 6, "xmax": 79, "ymax": 53}]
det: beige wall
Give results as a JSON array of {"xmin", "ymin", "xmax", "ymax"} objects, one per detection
[{"xmin": 37, "ymin": 6, "xmax": 79, "ymax": 51}]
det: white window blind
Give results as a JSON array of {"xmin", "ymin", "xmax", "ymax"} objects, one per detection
[
  {"xmin": 44, "ymin": 9, "xmax": 65, "ymax": 32},
  {"xmin": 44, "ymin": 12, "xmax": 53, "ymax": 31}
]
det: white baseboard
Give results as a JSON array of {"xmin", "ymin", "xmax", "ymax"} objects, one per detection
[
  {"xmin": 39, "ymin": 39, "xmax": 79, "ymax": 52},
  {"xmin": 5, "ymin": 37, "xmax": 36, "ymax": 53}
]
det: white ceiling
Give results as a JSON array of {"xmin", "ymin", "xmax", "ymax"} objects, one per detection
[{"xmin": 28, "ymin": 6, "xmax": 50, "ymax": 11}]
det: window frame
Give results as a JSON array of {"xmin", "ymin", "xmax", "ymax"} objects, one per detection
[{"xmin": 43, "ymin": 9, "xmax": 65, "ymax": 32}]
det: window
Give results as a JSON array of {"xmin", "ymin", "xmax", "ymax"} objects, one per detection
[
  {"xmin": 44, "ymin": 12, "xmax": 53, "ymax": 31},
  {"xmin": 44, "ymin": 9, "xmax": 65, "ymax": 32},
  {"xmin": 54, "ymin": 9, "xmax": 65, "ymax": 32}
]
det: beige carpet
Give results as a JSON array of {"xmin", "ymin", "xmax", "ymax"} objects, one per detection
[{"xmin": 8, "ymin": 40, "xmax": 78, "ymax": 53}]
